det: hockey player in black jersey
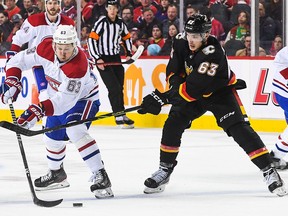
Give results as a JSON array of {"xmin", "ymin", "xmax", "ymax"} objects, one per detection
[{"xmin": 138, "ymin": 14, "xmax": 287, "ymax": 196}]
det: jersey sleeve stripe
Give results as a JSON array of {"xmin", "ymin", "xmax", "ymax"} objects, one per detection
[{"xmin": 179, "ymin": 82, "xmax": 196, "ymax": 102}]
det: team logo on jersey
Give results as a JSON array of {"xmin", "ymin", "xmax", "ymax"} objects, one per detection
[
  {"xmin": 46, "ymin": 75, "xmax": 61, "ymax": 91},
  {"xmin": 202, "ymin": 45, "xmax": 215, "ymax": 55},
  {"xmin": 185, "ymin": 61, "xmax": 193, "ymax": 75}
]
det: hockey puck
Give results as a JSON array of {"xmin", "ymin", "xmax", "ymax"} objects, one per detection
[{"xmin": 73, "ymin": 203, "xmax": 83, "ymax": 207}]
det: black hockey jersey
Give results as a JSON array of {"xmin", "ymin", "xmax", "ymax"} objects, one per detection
[{"xmin": 166, "ymin": 35, "xmax": 236, "ymax": 102}]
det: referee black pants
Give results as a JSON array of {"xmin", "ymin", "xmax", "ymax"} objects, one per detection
[{"xmin": 97, "ymin": 55, "xmax": 125, "ymax": 114}]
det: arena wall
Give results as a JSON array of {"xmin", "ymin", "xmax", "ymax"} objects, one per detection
[{"xmin": 0, "ymin": 56, "xmax": 285, "ymax": 132}]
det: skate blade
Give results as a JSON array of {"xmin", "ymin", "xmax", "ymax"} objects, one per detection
[
  {"xmin": 35, "ymin": 180, "xmax": 70, "ymax": 191},
  {"xmin": 143, "ymin": 185, "xmax": 166, "ymax": 194},
  {"xmin": 272, "ymin": 186, "xmax": 288, "ymax": 197},
  {"xmin": 117, "ymin": 124, "xmax": 134, "ymax": 129},
  {"xmin": 93, "ymin": 187, "xmax": 114, "ymax": 199}
]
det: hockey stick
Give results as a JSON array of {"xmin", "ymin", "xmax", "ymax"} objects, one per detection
[
  {"xmin": 7, "ymin": 99, "xmax": 63, "ymax": 207},
  {"xmin": 1, "ymin": 105, "xmax": 142, "ymax": 137},
  {"xmin": 95, "ymin": 45, "xmax": 144, "ymax": 66}
]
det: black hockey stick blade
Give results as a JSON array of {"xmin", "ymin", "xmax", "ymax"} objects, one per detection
[
  {"xmin": 34, "ymin": 197, "xmax": 63, "ymax": 207},
  {"xmin": 0, "ymin": 105, "xmax": 141, "ymax": 136},
  {"xmin": 7, "ymin": 99, "xmax": 63, "ymax": 207}
]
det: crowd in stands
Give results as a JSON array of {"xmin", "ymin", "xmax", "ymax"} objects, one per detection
[{"xmin": 0, "ymin": 0, "xmax": 284, "ymax": 56}]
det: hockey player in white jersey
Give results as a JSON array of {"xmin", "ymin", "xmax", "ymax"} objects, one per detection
[
  {"xmin": 1, "ymin": 25, "xmax": 114, "ymax": 199},
  {"xmin": 6, "ymin": 0, "xmax": 75, "ymax": 98},
  {"xmin": 270, "ymin": 46, "xmax": 288, "ymax": 170}
]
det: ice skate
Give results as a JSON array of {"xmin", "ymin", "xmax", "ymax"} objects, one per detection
[
  {"xmin": 90, "ymin": 168, "xmax": 114, "ymax": 199},
  {"xmin": 263, "ymin": 166, "xmax": 287, "ymax": 197},
  {"xmin": 34, "ymin": 164, "xmax": 70, "ymax": 191},
  {"xmin": 115, "ymin": 115, "xmax": 134, "ymax": 129},
  {"xmin": 270, "ymin": 151, "xmax": 288, "ymax": 170},
  {"xmin": 144, "ymin": 161, "xmax": 176, "ymax": 194}
]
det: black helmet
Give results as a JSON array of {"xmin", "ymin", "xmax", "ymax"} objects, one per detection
[
  {"xmin": 184, "ymin": 14, "xmax": 212, "ymax": 34},
  {"xmin": 106, "ymin": 0, "xmax": 119, "ymax": 7}
]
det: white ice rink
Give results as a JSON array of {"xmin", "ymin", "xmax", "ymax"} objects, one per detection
[{"xmin": 0, "ymin": 125, "xmax": 288, "ymax": 215}]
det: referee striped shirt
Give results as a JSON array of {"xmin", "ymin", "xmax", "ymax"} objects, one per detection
[{"xmin": 88, "ymin": 15, "xmax": 132, "ymax": 60}]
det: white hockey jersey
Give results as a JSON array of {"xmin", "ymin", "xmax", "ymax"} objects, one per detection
[
  {"xmin": 6, "ymin": 38, "xmax": 99, "ymax": 116},
  {"xmin": 11, "ymin": 12, "xmax": 75, "ymax": 52},
  {"xmin": 271, "ymin": 46, "xmax": 288, "ymax": 98}
]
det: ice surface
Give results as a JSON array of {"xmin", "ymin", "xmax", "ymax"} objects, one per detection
[{"xmin": 0, "ymin": 126, "xmax": 287, "ymax": 215}]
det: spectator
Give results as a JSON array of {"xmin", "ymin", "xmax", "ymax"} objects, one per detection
[
  {"xmin": 225, "ymin": 11, "xmax": 250, "ymax": 43},
  {"xmin": 19, "ymin": 0, "xmax": 33, "ymax": 19},
  {"xmin": 229, "ymin": 0, "xmax": 251, "ymax": 26},
  {"xmin": 80, "ymin": 25, "xmax": 91, "ymax": 57},
  {"xmin": 155, "ymin": 0, "xmax": 169, "ymax": 22},
  {"xmin": 202, "ymin": 7, "xmax": 225, "ymax": 43},
  {"xmin": 35, "ymin": 0, "xmax": 45, "ymax": 12},
  {"xmin": 259, "ymin": 2, "xmax": 277, "ymax": 53},
  {"xmin": 129, "ymin": 27, "xmax": 140, "ymax": 52},
  {"xmin": 185, "ymin": 4, "xmax": 198, "ymax": 20},
  {"xmin": 91, "ymin": 0, "xmax": 106, "ymax": 25},
  {"xmin": 133, "ymin": 0, "xmax": 158, "ymax": 24},
  {"xmin": 4, "ymin": 0, "xmax": 21, "ymax": 19},
  {"xmin": 26, "ymin": 5, "xmax": 41, "ymax": 16},
  {"xmin": 137, "ymin": 7, "xmax": 161, "ymax": 39},
  {"xmin": 81, "ymin": 0, "xmax": 95, "ymax": 27},
  {"xmin": 162, "ymin": 4, "xmax": 179, "ymax": 38},
  {"xmin": 235, "ymin": 34, "xmax": 266, "ymax": 56},
  {"xmin": 147, "ymin": 24, "xmax": 165, "ymax": 55},
  {"xmin": 269, "ymin": 0, "xmax": 282, "ymax": 36},
  {"xmin": 119, "ymin": 0, "xmax": 134, "ymax": 16},
  {"xmin": 0, "ymin": 10, "xmax": 13, "ymax": 42},
  {"xmin": 158, "ymin": 23, "xmax": 179, "ymax": 56},
  {"xmin": 224, "ymin": 38, "xmax": 245, "ymax": 56},
  {"xmin": 209, "ymin": 0, "xmax": 231, "ymax": 34},
  {"xmin": 61, "ymin": 0, "xmax": 77, "ymax": 22},
  {"xmin": 269, "ymin": 35, "xmax": 283, "ymax": 56},
  {"xmin": 121, "ymin": 5, "xmax": 136, "ymax": 30},
  {"xmin": 6, "ymin": 13, "xmax": 24, "ymax": 44}
]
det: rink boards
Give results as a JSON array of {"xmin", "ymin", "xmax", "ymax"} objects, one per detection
[{"xmin": 0, "ymin": 57, "xmax": 286, "ymax": 132}]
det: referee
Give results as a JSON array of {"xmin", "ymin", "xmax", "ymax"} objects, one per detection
[{"xmin": 88, "ymin": 0, "xmax": 134, "ymax": 128}]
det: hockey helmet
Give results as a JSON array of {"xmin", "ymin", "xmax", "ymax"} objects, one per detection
[
  {"xmin": 53, "ymin": 25, "xmax": 77, "ymax": 46},
  {"xmin": 106, "ymin": 0, "xmax": 119, "ymax": 7},
  {"xmin": 184, "ymin": 14, "xmax": 212, "ymax": 34}
]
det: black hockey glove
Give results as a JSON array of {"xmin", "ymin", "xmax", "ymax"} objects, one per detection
[
  {"xmin": 165, "ymin": 76, "xmax": 187, "ymax": 106},
  {"xmin": 138, "ymin": 89, "xmax": 168, "ymax": 115}
]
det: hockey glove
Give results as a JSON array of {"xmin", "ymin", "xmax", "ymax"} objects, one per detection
[
  {"xmin": 5, "ymin": 51, "xmax": 17, "ymax": 63},
  {"xmin": 17, "ymin": 104, "xmax": 45, "ymax": 129},
  {"xmin": 0, "ymin": 77, "xmax": 22, "ymax": 104},
  {"xmin": 166, "ymin": 76, "xmax": 188, "ymax": 106},
  {"xmin": 138, "ymin": 89, "xmax": 168, "ymax": 115}
]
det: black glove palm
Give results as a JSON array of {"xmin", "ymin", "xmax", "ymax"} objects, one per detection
[{"xmin": 138, "ymin": 89, "xmax": 168, "ymax": 115}]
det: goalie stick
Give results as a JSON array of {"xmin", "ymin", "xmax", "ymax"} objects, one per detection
[
  {"xmin": 1, "ymin": 105, "xmax": 141, "ymax": 137},
  {"xmin": 8, "ymin": 100, "xmax": 63, "ymax": 207},
  {"xmin": 95, "ymin": 45, "xmax": 144, "ymax": 66}
]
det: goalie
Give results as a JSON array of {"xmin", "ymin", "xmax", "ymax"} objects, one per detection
[{"xmin": 1, "ymin": 25, "xmax": 114, "ymax": 199}]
